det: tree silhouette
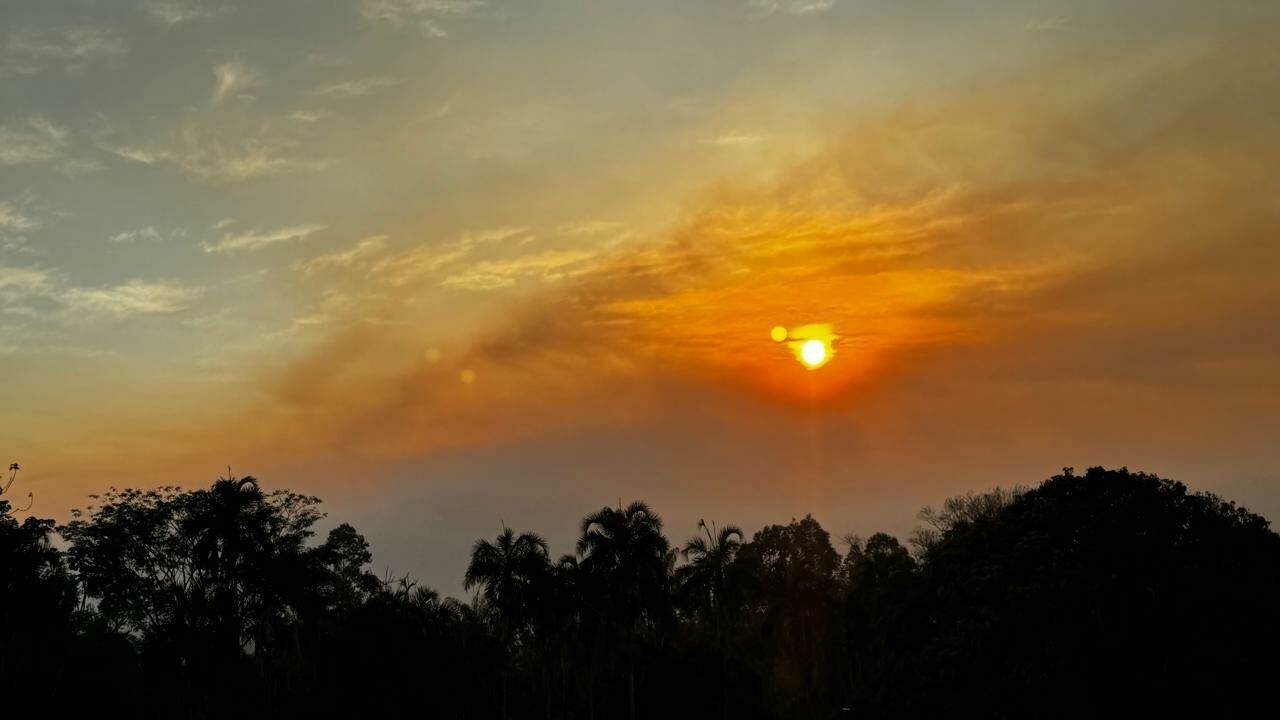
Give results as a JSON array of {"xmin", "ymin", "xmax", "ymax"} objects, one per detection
[
  {"xmin": 737, "ymin": 515, "xmax": 844, "ymax": 719},
  {"xmin": 0, "ymin": 492, "xmax": 74, "ymax": 708},
  {"xmin": 577, "ymin": 501, "xmax": 670, "ymax": 720},
  {"xmin": 465, "ymin": 527, "xmax": 550, "ymax": 720},
  {"xmin": 674, "ymin": 520, "xmax": 744, "ymax": 720},
  {"xmin": 59, "ymin": 477, "xmax": 325, "ymax": 715},
  {"xmin": 1, "ymin": 465, "xmax": 1276, "ymax": 718},
  {"xmin": 908, "ymin": 467, "xmax": 1280, "ymax": 718}
]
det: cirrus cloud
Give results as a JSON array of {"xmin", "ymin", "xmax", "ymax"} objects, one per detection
[{"xmin": 203, "ymin": 223, "xmax": 327, "ymax": 254}]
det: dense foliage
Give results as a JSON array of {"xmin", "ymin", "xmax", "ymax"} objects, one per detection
[{"xmin": 2, "ymin": 467, "xmax": 1278, "ymax": 718}]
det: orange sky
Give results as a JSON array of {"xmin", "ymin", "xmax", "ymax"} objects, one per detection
[{"xmin": 3, "ymin": 2, "xmax": 1279, "ymax": 591}]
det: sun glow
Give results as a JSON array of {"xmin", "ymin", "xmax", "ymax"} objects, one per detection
[
  {"xmin": 771, "ymin": 323, "xmax": 836, "ymax": 371},
  {"xmin": 800, "ymin": 339, "xmax": 827, "ymax": 368}
]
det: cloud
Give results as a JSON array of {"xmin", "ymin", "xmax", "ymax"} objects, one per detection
[
  {"xmin": 178, "ymin": 138, "xmax": 303, "ymax": 180},
  {"xmin": 0, "ymin": 117, "xmax": 68, "ymax": 166},
  {"xmin": 704, "ymin": 132, "xmax": 764, "ymax": 147},
  {"xmin": 58, "ymin": 280, "xmax": 201, "ymax": 317},
  {"xmin": 362, "ymin": 0, "xmax": 486, "ymax": 37},
  {"xmin": 750, "ymin": 0, "xmax": 837, "ymax": 16},
  {"xmin": 0, "ymin": 265, "xmax": 55, "ymax": 301},
  {"xmin": 314, "ymin": 78, "xmax": 400, "ymax": 99},
  {"xmin": 368, "ymin": 226, "xmax": 528, "ymax": 286},
  {"xmin": 556, "ymin": 219, "xmax": 624, "ymax": 237},
  {"xmin": 297, "ymin": 235, "xmax": 391, "ymax": 275},
  {"xmin": 212, "ymin": 59, "xmax": 259, "ymax": 103},
  {"xmin": 97, "ymin": 122, "xmax": 319, "ymax": 182},
  {"xmin": 0, "ymin": 202, "xmax": 39, "ymax": 232},
  {"xmin": 203, "ymin": 224, "xmax": 327, "ymax": 254},
  {"xmin": 147, "ymin": 1, "xmax": 217, "ymax": 27},
  {"xmin": 0, "ymin": 264, "xmax": 200, "ymax": 321},
  {"xmin": 441, "ymin": 249, "xmax": 599, "ymax": 290},
  {"xmin": 5, "ymin": 26, "xmax": 126, "ymax": 72},
  {"xmin": 108, "ymin": 226, "xmax": 181, "ymax": 244},
  {"xmin": 167, "ymin": 32, "xmax": 1276, "ymax": 474},
  {"xmin": 39, "ymin": 28, "xmax": 1280, "ymax": 534},
  {"xmin": 95, "ymin": 141, "xmax": 170, "ymax": 165}
]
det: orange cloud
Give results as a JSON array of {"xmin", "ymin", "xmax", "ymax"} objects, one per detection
[{"xmin": 32, "ymin": 31, "xmax": 1280, "ymax": 507}]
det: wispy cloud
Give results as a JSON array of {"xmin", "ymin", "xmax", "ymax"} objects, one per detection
[
  {"xmin": 95, "ymin": 140, "xmax": 170, "ymax": 165},
  {"xmin": 368, "ymin": 226, "xmax": 528, "ymax": 286},
  {"xmin": 203, "ymin": 224, "xmax": 327, "ymax": 254},
  {"xmin": 0, "ymin": 117, "xmax": 68, "ymax": 166},
  {"xmin": 5, "ymin": 26, "xmax": 126, "ymax": 72},
  {"xmin": 212, "ymin": 59, "xmax": 259, "ymax": 103},
  {"xmin": 0, "ymin": 265, "xmax": 56, "ymax": 301},
  {"xmin": 0, "ymin": 264, "xmax": 201, "ymax": 320},
  {"xmin": 314, "ymin": 77, "xmax": 400, "ymax": 99},
  {"xmin": 749, "ymin": 0, "xmax": 837, "ymax": 16},
  {"xmin": 441, "ymin": 248, "xmax": 598, "ymax": 291},
  {"xmin": 362, "ymin": 0, "xmax": 486, "ymax": 37},
  {"xmin": 108, "ymin": 226, "xmax": 186, "ymax": 244},
  {"xmin": 703, "ymin": 132, "xmax": 763, "ymax": 147},
  {"xmin": 297, "ymin": 235, "xmax": 390, "ymax": 275},
  {"xmin": 556, "ymin": 219, "xmax": 624, "ymax": 237},
  {"xmin": 97, "ymin": 124, "xmax": 319, "ymax": 182},
  {"xmin": 0, "ymin": 202, "xmax": 39, "ymax": 232},
  {"xmin": 59, "ymin": 280, "xmax": 201, "ymax": 317},
  {"xmin": 147, "ymin": 1, "xmax": 217, "ymax": 28},
  {"xmin": 178, "ymin": 138, "xmax": 304, "ymax": 181}
]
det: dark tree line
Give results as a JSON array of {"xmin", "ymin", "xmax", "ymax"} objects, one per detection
[{"xmin": 2, "ymin": 466, "xmax": 1279, "ymax": 718}]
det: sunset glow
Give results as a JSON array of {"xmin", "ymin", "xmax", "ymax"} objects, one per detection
[{"xmin": 1, "ymin": 1, "xmax": 1278, "ymax": 599}]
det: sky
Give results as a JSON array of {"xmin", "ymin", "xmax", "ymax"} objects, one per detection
[{"xmin": 3, "ymin": 0, "xmax": 1279, "ymax": 593}]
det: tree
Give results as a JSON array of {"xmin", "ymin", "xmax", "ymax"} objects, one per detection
[
  {"xmin": 310, "ymin": 523, "xmax": 382, "ymax": 613},
  {"xmin": 60, "ymin": 476, "xmax": 326, "ymax": 715},
  {"xmin": 737, "ymin": 515, "xmax": 844, "ymax": 719},
  {"xmin": 909, "ymin": 484, "xmax": 1025, "ymax": 554},
  {"xmin": 577, "ymin": 501, "xmax": 671, "ymax": 720},
  {"xmin": 0, "ymin": 494, "xmax": 76, "ymax": 707},
  {"xmin": 673, "ymin": 521, "xmax": 744, "ymax": 720},
  {"xmin": 464, "ymin": 527, "xmax": 550, "ymax": 720},
  {"xmin": 841, "ymin": 533, "xmax": 919, "ymax": 715},
  {"xmin": 912, "ymin": 467, "xmax": 1280, "ymax": 718}
]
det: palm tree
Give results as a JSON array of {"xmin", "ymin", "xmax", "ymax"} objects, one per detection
[
  {"xmin": 674, "ymin": 520, "xmax": 744, "ymax": 720},
  {"xmin": 184, "ymin": 476, "xmax": 270, "ymax": 664},
  {"xmin": 577, "ymin": 501, "xmax": 670, "ymax": 720},
  {"xmin": 464, "ymin": 527, "xmax": 550, "ymax": 720}
]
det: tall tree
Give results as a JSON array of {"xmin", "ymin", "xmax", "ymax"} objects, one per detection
[
  {"xmin": 738, "ymin": 515, "xmax": 844, "ymax": 719},
  {"xmin": 464, "ymin": 527, "xmax": 550, "ymax": 720},
  {"xmin": 577, "ymin": 501, "xmax": 671, "ymax": 720},
  {"xmin": 674, "ymin": 520, "xmax": 744, "ymax": 720}
]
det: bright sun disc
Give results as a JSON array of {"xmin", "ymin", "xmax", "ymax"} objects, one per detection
[{"xmin": 800, "ymin": 339, "xmax": 827, "ymax": 367}]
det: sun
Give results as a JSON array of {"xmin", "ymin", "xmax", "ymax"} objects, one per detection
[{"xmin": 800, "ymin": 339, "xmax": 827, "ymax": 368}]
